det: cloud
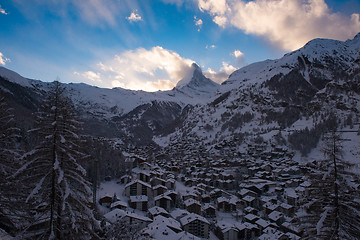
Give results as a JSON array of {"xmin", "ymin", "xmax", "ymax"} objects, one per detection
[
  {"xmin": 195, "ymin": 0, "xmax": 360, "ymax": 51},
  {"xmin": 127, "ymin": 11, "xmax": 142, "ymax": 22},
  {"xmin": 233, "ymin": 50, "xmax": 244, "ymax": 58},
  {"xmin": 0, "ymin": 52, "xmax": 10, "ymax": 65},
  {"xmin": 194, "ymin": 16, "xmax": 203, "ymax": 31},
  {"xmin": 74, "ymin": 46, "xmax": 195, "ymax": 91},
  {"xmin": 206, "ymin": 44, "xmax": 216, "ymax": 49},
  {"xmin": 0, "ymin": 5, "xmax": 7, "ymax": 15},
  {"xmin": 74, "ymin": 71, "xmax": 101, "ymax": 82},
  {"xmin": 204, "ymin": 61, "xmax": 236, "ymax": 83}
]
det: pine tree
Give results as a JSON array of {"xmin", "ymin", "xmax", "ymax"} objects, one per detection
[
  {"xmin": 295, "ymin": 130, "xmax": 360, "ymax": 239},
  {"xmin": 14, "ymin": 81, "xmax": 99, "ymax": 239},
  {"xmin": 0, "ymin": 97, "xmax": 22, "ymax": 233}
]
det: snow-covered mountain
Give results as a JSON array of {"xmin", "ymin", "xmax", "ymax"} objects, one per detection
[
  {"xmin": 1, "ymin": 33, "xmax": 359, "ymax": 156},
  {"xmin": 0, "ymin": 63, "xmax": 218, "ymax": 145},
  {"xmin": 155, "ymin": 33, "xmax": 360, "ymax": 162}
]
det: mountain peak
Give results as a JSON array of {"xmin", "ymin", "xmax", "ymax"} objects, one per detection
[
  {"xmin": 0, "ymin": 66, "xmax": 32, "ymax": 88},
  {"xmin": 175, "ymin": 63, "xmax": 219, "ymax": 93}
]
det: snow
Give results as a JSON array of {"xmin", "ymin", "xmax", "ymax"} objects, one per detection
[{"xmin": 0, "ymin": 66, "xmax": 32, "ymax": 87}]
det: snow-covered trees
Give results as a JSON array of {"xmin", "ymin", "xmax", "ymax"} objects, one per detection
[
  {"xmin": 0, "ymin": 97, "xmax": 21, "ymax": 233},
  {"xmin": 296, "ymin": 130, "xmax": 360, "ymax": 239},
  {"xmin": 14, "ymin": 82, "xmax": 99, "ymax": 239}
]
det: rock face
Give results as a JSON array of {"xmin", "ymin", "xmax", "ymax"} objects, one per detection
[{"xmin": 1, "ymin": 34, "xmax": 360, "ymax": 155}]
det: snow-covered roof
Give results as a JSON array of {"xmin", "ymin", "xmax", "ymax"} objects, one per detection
[
  {"xmin": 184, "ymin": 198, "xmax": 200, "ymax": 207},
  {"xmin": 170, "ymin": 208, "xmax": 190, "ymax": 220},
  {"xmin": 148, "ymin": 206, "xmax": 169, "ymax": 216},
  {"xmin": 268, "ymin": 211, "xmax": 283, "ymax": 221},
  {"xmin": 180, "ymin": 213, "xmax": 209, "ymax": 226},
  {"xmin": 110, "ymin": 200, "xmax": 128, "ymax": 209},
  {"xmin": 255, "ymin": 218, "xmax": 271, "ymax": 228},
  {"xmin": 125, "ymin": 179, "xmax": 152, "ymax": 189},
  {"xmin": 154, "ymin": 194, "xmax": 172, "ymax": 202},
  {"xmin": 104, "ymin": 209, "xmax": 126, "ymax": 223}
]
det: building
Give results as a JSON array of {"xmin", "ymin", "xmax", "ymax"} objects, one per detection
[{"xmin": 180, "ymin": 213, "xmax": 210, "ymax": 239}]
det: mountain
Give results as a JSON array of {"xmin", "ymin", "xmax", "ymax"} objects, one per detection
[
  {"xmin": 155, "ymin": 34, "xmax": 360, "ymax": 163},
  {"xmin": 0, "ymin": 63, "xmax": 217, "ymax": 145},
  {"xmin": 1, "ymin": 34, "xmax": 359, "ymax": 159},
  {"xmin": 175, "ymin": 63, "xmax": 219, "ymax": 95}
]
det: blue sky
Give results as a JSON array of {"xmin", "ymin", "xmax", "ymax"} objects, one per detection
[{"xmin": 0, "ymin": 0, "xmax": 359, "ymax": 91}]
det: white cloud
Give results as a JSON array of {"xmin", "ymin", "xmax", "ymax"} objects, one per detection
[
  {"xmin": 195, "ymin": 0, "xmax": 360, "ymax": 51},
  {"xmin": 233, "ymin": 50, "xmax": 244, "ymax": 58},
  {"xmin": 127, "ymin": 11, "xmax": 142, "ymax": 22},
  {"xmin": 0, "ymin": 5, "xmax": 7, "ymax": 15},
  {"xmin": 206, "ymin": 44, "xmax": 216, "ymax": 49},
  {"xmin": 75, "ymin": 46, "xmax": 195, "ymax": 91},
  {"xmin": 194, "ymin": 16, "xmax": 203, "ymax": 31},
  {"xmin": 0, "ymin": 52, "xmax": 10, "ymax": 65},
  {"xmin": 74, "ymin": 71, "xmax": 102, "ymax": 82},
  {"xmin": 204, "ymin": 61, "xmax": 236, "ymax": 83}
]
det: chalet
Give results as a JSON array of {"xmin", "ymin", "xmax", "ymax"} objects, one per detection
[
  {"xmin": 125, "ymin": 180, "xmax": 152, "ymax": 197},
  {"xmin": 99, "ymin": 195, "xmax": 113, "ymax": 208},
  {"xmin": 149, "ymin": 215, "xmax": 182, "ymax": 233},
  {"xmin": 284, "ymin": 189, "xmax": 298, "ymax": 206},
  {"xmin": 139, "ymin": 162, "xmax": 152, "ymax": 171},
  {"xmin": 164, "ymin": 190, "xmax": 178, "ymax": 205},
  {"xmin": 154, "ymin": 194, "xmax": 172, "ymax": 211},
  {"xmin": 123, "ymin": 212, "xmax": 152, "ymax": 229},
  {"xmin": 244, "ymin": 213, "xmax": 259, "ymax": 224},
  {"xmin": 184, "ymin": 198, "xmax": 201, "ymax": 214},
  {"xmin": 148, "ymin": 206, "xmax": 169, "ymax": 218},
  {"xmin": 151, "ymin": 177, "xmax": 167, "ymax": 187},
  {"xmin": 137, "ymin": 171, "xmax": 151, "ymax": 183},
  {"xmin": 153, "ymin": 185, "xmax": 168, "ymax": 196},
  {"xmin": 268, "ymin": 210, "xmax": 284, "ymax": 225},
  {"xmin": 110, "ymin": 200, "xmax": 128, "ymax": 210},
  {"xmin": 180, "ymin": 213, "xmax": 210, "ymax": 239},
  {"xmin": 255, "ymin": 218, "xmax": 271, "ymax": 232},
  {"xmin": 279, "ymin": 203, "xmax": 295, "ymax": 217},
  {"xmin": 235, "ymin": 222, "xmax": 260, "ymax": 240},
  {"xmin": 202, "ymin": 203, "xmax": 216, "ymax": 218},
  {"xmin": 129, "ymin": 195, "xmax": 148, "ymax": 211},
  {"xmin": 215, "ymin": 221, "xmax": 238, "ymax": 240}
]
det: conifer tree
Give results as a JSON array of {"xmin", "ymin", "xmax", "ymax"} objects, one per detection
[
  {"xmin": 296, "ymin": 130, "xmax": 360, "ymax": 239},
  {"xmin": 14, "ymin": 81, "xmax": 99, "ymax": 239}
]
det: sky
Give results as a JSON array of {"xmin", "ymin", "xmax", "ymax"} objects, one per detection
[{"xmin": 0, "ymin": 0, "xmax": 359, "ymax": 92}]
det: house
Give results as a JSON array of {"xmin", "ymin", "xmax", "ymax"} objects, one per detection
[
  {"xmin": 155, "ymin": 194, "xmax": 172, "ymax": 211},
  {"xmin": 129, "ymin": 195, "xmax": 148, "ymax": 211},
  {"xmin": 125, "ymin": 180, "xmax": 152, "ymax": 197},
  {"xmin": 153, "ymin": 185, "xmax": 168, "ymax": 196},
  {"xmin": 268, "ymin": 210, "xmax": 285, "ymax": 225},
  {"xmin": 123, "ymin": 212, "xmax": 153, "ymax": 229},
  {"xmin": 99, "ymin": 195, "xmax": 113, "ymax": 208},
  {"xmin": 279, "ymin": 203, "xmax": 295, "ymax": 217},
  {"xmin": 255, "ymin": 218, "xmax": 271, "ymax": 232},
  {"xmin": 149, "ymin": 215, "xmax": 183, "ymax": 233},
  {"xmin": 184, "ymin": 198, "xmax": 201, "ymax": 214},
  {"xmin": 137, "ymin": 171, "xmax": 151, "ymax": 183},
  {"xmin": 284, "ymin": 189, "xmax": 298, "ymax": 206},
  {"xmin": 148, "ymin": 206, "xmax": 169, "ymax": 219},
  {"xmin": 202, "ymin": 203, "xmax": 216, "ymax": 218},
  {"xmin": 180, "ymin": 213, "xmax": 210, "ymax": 239},
  {"xmin": 110, "ymin": 200, "xmax": 128, "ymax": 211},
  {"xmin": 215, "ymin": 221, "xmax": 238, "ymax": 240},
  {"xmin": 235, "ymin": 222, "xmax": 260, "ymax": 240},
  {"xmin": 244, "ymin": 213, "xmax": 259, "ymax": 224}
]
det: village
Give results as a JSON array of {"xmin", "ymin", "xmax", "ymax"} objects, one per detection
[{"xmin": 97, "ymin": 143, "xmax": 307, "ymax": 240}]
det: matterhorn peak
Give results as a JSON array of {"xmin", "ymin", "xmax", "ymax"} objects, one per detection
[{"xmin": 175, "ymin": 63, "xmax": 219, "ymax": 95}]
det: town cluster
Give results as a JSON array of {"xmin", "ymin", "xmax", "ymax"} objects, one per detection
[{"xmin": 98, "ymin": 144, "xmax": 306, "ymax": 239}]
